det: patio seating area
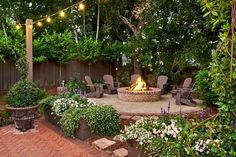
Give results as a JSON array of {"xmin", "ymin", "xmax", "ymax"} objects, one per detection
[
  {"xmin": 0, "ymin": 0, "xmax": 235, "ymax": 156},
  {"xmin": 91, "ymin": 94, "xmax": 202, "ymax": 116}
]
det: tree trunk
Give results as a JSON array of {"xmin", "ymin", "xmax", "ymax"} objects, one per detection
[
  {"xmin": 2, "ymin": 21, "xmax": 7, "ymax": 37},
  {"xmin": 96, "ymin": 0, "xmax": 100, "ymax": 40},
  {"xmin": 133, "ymin": 56, "xmax": 142, "ymax": 75},
  {"xmin": 83, "ymin": 12, "xmax": 86, "ymax": 36}
]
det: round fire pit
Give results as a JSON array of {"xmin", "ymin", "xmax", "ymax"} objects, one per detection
[{"xmin": 117, "ymin": 87, "xmax": 161, "ymax": 102}]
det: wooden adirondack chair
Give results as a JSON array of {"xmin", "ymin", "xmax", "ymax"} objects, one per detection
[
  {"xmin": 85, "ymin": 75, "xmax": 103, "ymax": 98},
  {"xmin": 171, "ymin": 77, "xmax": 192, "ymax": 97},
  {"xmin": 157, "ymin": 75, "xmax": 168, "ymax": 94},
  {"xmin": 103, "ymin": 74, "xmax": 121, "ymax": 94},
  {"xmin": 174, "ymin": 83, "xmax": 197, "ymax": 106}
]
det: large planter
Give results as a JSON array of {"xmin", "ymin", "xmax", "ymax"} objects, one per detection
[
  {"xmin": 44, "ymin": 106, "xmax": 61, "ymax": 128},
  {"xmin": 127, "ymin": 140, "xmax": 148, "ymax": 157},
  {"xmin": 45, "ymin": 107, "xmax": 94, "ymax": 140},
  {"xmin": 7, "ymin": 104, "xmax": 39, "ymax": 131},
  {"xmin": 75, "ymin": 118, "xmax": 93, "ymax": 141}
]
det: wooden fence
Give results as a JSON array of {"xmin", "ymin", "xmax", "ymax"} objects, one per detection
[{"xmin": 0, "ymin": 59, "xmax": 115, "ymax": 91}]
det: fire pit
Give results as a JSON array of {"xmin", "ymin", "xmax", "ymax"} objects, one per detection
[{"xmin": 117, "ymin": 77, "xmax": 161, "ymax": 102}]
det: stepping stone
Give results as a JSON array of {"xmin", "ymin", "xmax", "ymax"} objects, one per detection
[
  {"xmin": 113, "ymin": 135, "xmax": 124, "ymax": 142},
  {"xmin": 92, "ymin": 138, "xmax": 116, "ymax": 150},
  {"xmin": 112, "ymin": 148, "xmax": 128, "ymax": 157}
]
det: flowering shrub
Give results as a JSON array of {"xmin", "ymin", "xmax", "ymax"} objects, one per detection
[
  {"xmin": 120, "ymin": 116, "xmax": 187, "ymax": 156},
  {"xmin": 120, "ymin": 113, "xmax": 236, "ymax": 157},
  {"xmin": 51, "ymin": 98, "xmax": 78, "ymax": 116}
]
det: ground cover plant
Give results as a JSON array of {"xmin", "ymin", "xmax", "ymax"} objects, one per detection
[{"xmin": 40, "ymin": 92, "xmax": 120, "ymax": 137}]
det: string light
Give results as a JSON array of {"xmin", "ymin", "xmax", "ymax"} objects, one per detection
[
  {"xmin": 59, "ymin": 11, "xmax": 65, "ymax": 18},
  {"xmin": 15, "ymin": 0, "xmax": 86, "ymax": 29},
  {"xmin": 16, "ymin": 24, "xmax": 21, "ymax": 30},
  {"xmin": 78, "ymin": 3, "xmax": 85, "ymax": 11},
  {"xmin": 37, "ymin": 21, "xmax": 42, "ymax": 27},
  {"xmin": 46, "ymin": 16, "xmax": 52, "ymax": 23}
]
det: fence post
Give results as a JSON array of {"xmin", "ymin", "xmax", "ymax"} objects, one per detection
[{"xmin": 26, "ymin": 19, "xmax": 33, "ymax": 81}]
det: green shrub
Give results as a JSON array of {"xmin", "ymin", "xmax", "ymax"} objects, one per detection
[
  {"xmin": 195, "ymin": 69, "xmax": 218, "ymax": 105},
  {"xmin": 0, "ymin": 110, "xmax": 13, "ymax": 126},
  {"xmin": 60, "ymin": 107, "xmax": 85, "ymax": 137},
  {"xmin": 39, "ymin": 96, "xmax": 57, "ymax": 113},
  {"xmin": 85, "ymin": 105, "xmax": 119, "ymax": 136},
  {"xmin": 60, "ymin": 105, "xmax": 120, "ymax": 137},
  {"xmin": 5, "ymin": 79, "xmax": 42, "ymax": 107}
]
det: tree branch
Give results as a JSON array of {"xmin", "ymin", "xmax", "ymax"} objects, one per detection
[{"xmin": 119, "ymin": 15, "xmax": 136, "ymax": 34}]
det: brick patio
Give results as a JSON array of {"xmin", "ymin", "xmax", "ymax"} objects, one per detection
[{"xmin": 0, "ymin": 119, "xmax": 110, "ymax": 157}]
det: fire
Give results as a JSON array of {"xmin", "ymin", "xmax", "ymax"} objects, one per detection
[{"xmin": 130, "ymin": 77, "xmax": 147, "ymax": 91}]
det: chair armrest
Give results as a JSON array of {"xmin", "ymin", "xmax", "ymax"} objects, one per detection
[{"xmin": 114, "ymin": 82, "xmax": 121, "ymax": 88}]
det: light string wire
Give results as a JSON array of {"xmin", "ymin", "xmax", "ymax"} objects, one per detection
[{"xmin": 16, "ymin": 0, "xmax": 85, "ymax": 28}]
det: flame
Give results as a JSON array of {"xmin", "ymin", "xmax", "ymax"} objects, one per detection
[{"xmin": 130, "ymin": 77, "xmax": 147, "ymax": 91}]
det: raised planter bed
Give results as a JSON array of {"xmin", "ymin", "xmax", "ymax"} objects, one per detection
[
  {"xmin": 44, "ymin": 107, "xmax": 94, "ymax": 141},
  {"xmin": 127, "ymin": 140, "xmax": 148, "ymax": 157},
  {"xmin": 75, "ymin": 118, "xmax": 94, "ymax": 140}
]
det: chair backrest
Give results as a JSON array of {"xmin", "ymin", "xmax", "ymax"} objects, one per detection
[
  {"xmin": 85, "ymin": 75, "xmax": 94, "ymax": 92},
  {"xmin": 182, "ymin": 78, "xmax": 192, "ymax": 88},
  {"xmin": 103, "ymin": 74, "xmax": 114, "ymax": 88},
  {"xmin": 131, "ymin": 74, "xmax": 141, "ymax": 84},
  {"xmin": 157, "ymin": 75, "xmax": 168, "ymax": 89}
]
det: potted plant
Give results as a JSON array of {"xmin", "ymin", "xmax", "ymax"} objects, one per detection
[{"xmin": 5, "ymin": 55, "xmax": 42, "ymax": 131}]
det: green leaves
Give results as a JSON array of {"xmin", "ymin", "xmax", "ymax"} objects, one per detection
[{"xmin": 5, "ymin": 79, "xmax": 42, "ymax": 107}]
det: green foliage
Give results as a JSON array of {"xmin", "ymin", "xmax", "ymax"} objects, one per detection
[
  {"xmin": 60, "ymin": 105, "xmax": 119, "ymax": 137},
  {"xmin": 120, "ymin": 114, "xmax": 236, "ymax": 156},
  {"xmin": 5, "ymin": 79, "xmax": 42, "ymax": 107},
  {"xmin": 0, "ymin": 25, "xmax": 25, "ymax": 61},
  {"xmin": 34, "ymin": 30, "xmax": 75, "ymax": 64},
  {"xmin": 66, "ymin": 74, "xmax": 90, "ymax": 93},
  {"xmin": 201, "ymin": 0, "xmax": 236, "ymax": 114},
  {"xmin": 60, "ymin": 107, "xmax": 85, "ymax": 137},
  {"xmin": 102, "ymin": 41, "xmax": 123, "ymax": 62},
  {"xmin": 39, "ymin": 96, "xmax": 57, "ymax": 113},
  {"xmin": 195, "ymin": 69, "xmax": 218, "ymax": 105},
  {"xmin": 0, "ymin": 109, "xmax": 13, "ymax": 126},
  {"xmin": 15, "ymin": 54, "xmax": 28, "ymax": 80},
  {"xmin": 74, "ymin": 37, "xmax": 102, "ymax": 62},
  {"xmin": 85, "ymin": 105, "xmax": 119, "ymax": 136}
]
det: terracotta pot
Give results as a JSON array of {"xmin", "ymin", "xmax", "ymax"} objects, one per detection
[
  {"xmin": 44, "ymin": 106, "xmax": 61, "ymax": 128},
  {"xmin": 75, "ymin": 118, "xmax": 93, "ymax": 141},
  {"xmin": 7, "ymin": 104, "xmax": 39, "ymax": 131}
]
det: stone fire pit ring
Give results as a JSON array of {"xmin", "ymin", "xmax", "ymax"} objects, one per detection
[{"xmin": 117, "ymin": 87, "xmax": 161, "ymax": 102}]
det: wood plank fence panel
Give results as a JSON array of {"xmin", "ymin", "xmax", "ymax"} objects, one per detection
[{"xmin": 0, "ymin": 59, "xmax": 115, "ymax": 91}]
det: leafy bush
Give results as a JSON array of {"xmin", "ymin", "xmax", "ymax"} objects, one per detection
[
  {"xmin": 51, "ymin": 98, "xmax": 79, "ymax": 116},
  {"xmin": 195, "ymin": 69, "xmax": 218, "ymax": 105},
  {"xmin": 59, "ymin": 104, "xmax": 120, "ymax": 137},
  {"xmin": 74, "ymin": 37, "xmax": 102, "ymax": 62},
  {"xmin": 66, "ymin": 74, "xmax": 90, "ymax": 93},
  {"xmin": 0, "ymin": 110, "xmax": 13, "ymax": 126},
  {"xmin": 5, "ymin": 79, "xmax": 41, "ymax": 107},
  {"xmin": 85, "ymin": 105, "xmax": 119, "ymax": 136},
  {"xmin": 33, "ymin": 30, "xmax": 76, "ymax": 64},
  {"xmin": 60, "ymin": 107, "xmax": 85, "ymax": 137},
  {"xmin": 120, "ymin": 114, "xmax": 236, "ymax": 157}
]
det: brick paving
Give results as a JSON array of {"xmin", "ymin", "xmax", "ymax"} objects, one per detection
[{"xmin": 0, "ymin": 119, "xmax": 111, "ymax": 157}]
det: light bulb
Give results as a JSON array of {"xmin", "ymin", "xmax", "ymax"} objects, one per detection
[
  {"xmin": 59, "ymin": 11, "xmax": 65, "ymax": 18},
  {"xmin": 78, "ymin": 3, "xmax": 85, "ymax": 11},
  {"xmin": 46, "ymin": 16, "xmax": 51, "ymax": 23},
  {"xmin": 37, "ymin": 21, "xmax": 42, "ymax": 27},
  {"xmin": 16, "ymin": 24, "xmax": 21, "ymax": 30}
]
